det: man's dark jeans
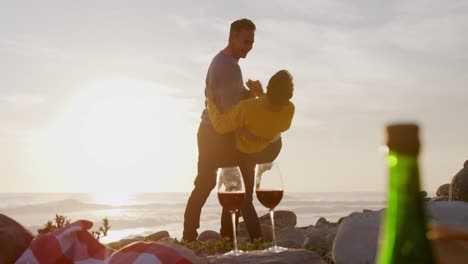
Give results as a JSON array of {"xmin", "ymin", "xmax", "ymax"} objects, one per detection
[{"xmin": 183, "ymin": 124, "xmax": 262, "ymax": 242}]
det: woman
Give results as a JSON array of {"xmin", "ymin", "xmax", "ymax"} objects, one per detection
[{"xmin": 207, "ymin": 69, "xmax": 295, "ymax": 164}]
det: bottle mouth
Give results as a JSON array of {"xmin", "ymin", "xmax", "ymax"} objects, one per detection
[{"xmin": 386, "ymin": 123, "xmax": 420, "ymax": 155}]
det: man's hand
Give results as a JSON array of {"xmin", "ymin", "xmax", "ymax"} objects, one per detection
[{"xmin": 246, "ymin": 79, "xmax": 264, "ymax": 97}]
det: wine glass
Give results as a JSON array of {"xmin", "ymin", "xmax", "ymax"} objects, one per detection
[
  {"xmin": 255, "ymin": 162, "xmax": 288, "ymax": 253},
  {"xmin": 217, "ymin": 166, "xmax": 246, "ymax": 256}
]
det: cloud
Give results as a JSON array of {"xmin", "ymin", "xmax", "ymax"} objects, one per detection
[{"xmin": 1, "ymin": 36, "xmax": 77, "ymax": 60}]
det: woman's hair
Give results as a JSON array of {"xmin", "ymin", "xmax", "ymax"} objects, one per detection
[{"xmin": 266, "ymin": 70, "xmax": 293, "ymax": 106}]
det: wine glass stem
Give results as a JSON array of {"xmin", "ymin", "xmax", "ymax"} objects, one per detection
[
  {"xmin": 270, "ymin": 209, "xmax": 277, "ymax": 248},
  {"xmin": 231, "ymin": 211, "xmax": 238, "ymax": 251}
]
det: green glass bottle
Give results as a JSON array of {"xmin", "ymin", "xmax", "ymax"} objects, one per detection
[{"xmin": 376, "ymin": 124, "xmax": 435, "ymax": 264}]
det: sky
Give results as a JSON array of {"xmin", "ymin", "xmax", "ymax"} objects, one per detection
[{"xmin": 1, "ymin": 0, "xmax": 467, "ymax": 193}]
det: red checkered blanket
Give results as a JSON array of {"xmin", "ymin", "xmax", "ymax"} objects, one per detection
[{"xmin": 15, "ymin": 220, "xmax": 192, "ymax": 264}]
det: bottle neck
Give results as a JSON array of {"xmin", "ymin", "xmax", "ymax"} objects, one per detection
[
  {"xmin": 384, "ymin": 151, "xmax": 423, "ymax": 246},
  {"xmin": 377, "ymin": 150, "xmax": 434, "ymax": 264},
  {"xmin": 387, "ymin": 151, "xmax": 421, "ymax": 206}
]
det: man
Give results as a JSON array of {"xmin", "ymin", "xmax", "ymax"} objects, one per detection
[{"xmin": 183, "ymin": 18, "xmax": 263, "ymax": 242}]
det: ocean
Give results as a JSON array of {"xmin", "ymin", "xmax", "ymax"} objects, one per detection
[{"xmin": 0, "ymin": 192, "xmax": 387, "ymax": 243}]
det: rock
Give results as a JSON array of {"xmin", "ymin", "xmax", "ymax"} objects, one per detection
[
  {"xmin": 146, "ymin": 230, "xmax": 170, "ymax": 242},
  {"xmin": 323, "ymin": 251, "xmax": 334, "ymax": 264},
  {"xmin": 431, "ymin": 196, "xmax": 449, "ymax": 202},
  {"xmin": 315, "ymin": 217, "xmax": 327, "ymax": 227},
  {"xmin": 236, "ymin": 234, "xmax": 250, "ymax": 244},
  {"xmin": 420, "ymin": 190, "xmax": 428, "ymax": 198},
  {"xmin": 332, "ymin": 210, "xmax": 383, "ymax": 264},
  {"xmin": 332, "ymin": 202, "xmax": 468, "ymax": 264},
  {"xmin": 336, "ymin": 217, "xmax": 346, "ymax": 225},
  {"xmin": 305, "ymin": 225, "xmax": 318, "ymax": 233},
  {"xmin": 238, "ymin": 210, "xmax": 296, "ymax": 240},
  {"xmin": 316, "ymin": 217, "xmax": 337, "ymax": 229},
  {"xmin": 198, "ymin": 230, "xmax": 221, "ymax": 242},
  {"xmin": 449, "ymin": 160, "xmax": 468, "ymax": 201},
  {"xmin": 437, "ymin": 184, "xmax": 450, "ymax": 196},
  {"xmin": 259, "ymin": 210, "xmax": 297, "ymax": 229},
  {"xmin": 277, "ymin": 239, "xmax": 302, "ymax": 248},
  {"xmin": 260, "ymin": 224, "xmax": 273, "ymax": 242},
  {"xmin": 118, "ymin": 238, "xmax": 140, "ymax": 245},
  {"xmin": 132, "ymin": 235, "xmax": 145, "ymax": 241},
  {"xmin": 277, "ymin": 227, "xmax": 306, "ymax": 248},
  {"xmin": 303, "ymin": 225, "xmax": 338, "ymax": 252},
  {"xmin": 158, "ymin": 237, "xmax": 177, "ymax": 244},
  {"xmin": 207, "ymin": 249, "xmax": 326, "ymax": 264},
  {"xmin": 297, "ymin": 225, "xmax": 313, "ymax": 230},
  {"xmin": 427, "ymin": 201, "xmax": 468, "ymax": 227},
  {"xmin": 0, "ymin": 214, "xmax": 34, "ymax": 264}
]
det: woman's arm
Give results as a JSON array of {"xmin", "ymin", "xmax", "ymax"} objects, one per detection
[
  {"xmin": 207, "ymin": 99, "xmax": 244, "ymax": 134},
  {"xmin": 281, "ymin": 103, "xmax": 295, "ymax": 132}
]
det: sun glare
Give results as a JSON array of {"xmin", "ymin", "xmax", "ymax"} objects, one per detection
[
  {"xmin": 93, "ymin": 191, "xmax": 135, "ymax": 206},
  {"xmin": 47, "ymin": 79, "xmax": 197, "ymax": 192}
]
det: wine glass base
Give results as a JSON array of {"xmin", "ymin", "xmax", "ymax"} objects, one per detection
[
  {"xmin": 264, "ymin": 246, "xmax": 288, "ymax": 253},
  {"xmin": 224, "ymin": 249, "xmax": 246, "ymax": 256}
]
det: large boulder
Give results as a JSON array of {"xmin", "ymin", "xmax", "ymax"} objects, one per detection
[
  {"xmin": 0, "ymin": 214, "xmax": 34, "ymax": 264},
  {"xmin": 449, "ymin": 160, "xmax": 468, "ymax": 202},
  {"xmin": 332, "ymin": 210, "xmax": 382, "ymax": 264},
  {"xmin": 303, "ymin": 224, "xmax": 338, "ymax": 253},
  {"xmin": 258, "ymin": 210, "xmax": 297, "ymax": 229},
  {"xmin": 427, "ymin": 201, "xmax": 468, "ymax": 226},
  {"xmin": 207, "ymin": 249, "xmax": 326, "ymax": 264},
  {"xmin": 198, "ymin": 230, "xmax": 221, "ymax": 242},
  {"xmin": 276, "ymin": 226, "xmax": 306, "ymax": 248},
  {"xmin": 332, "ymin": 202, "xmax": 468, "ymax": 264}
]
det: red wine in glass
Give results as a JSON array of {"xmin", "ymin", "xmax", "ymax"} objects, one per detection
[
  {"xmin": 216, "ymin": 166, "xmax": 246, "ymax": 256},
  {"xmin": 255, "ymin": 162, "xmax": 288, "ymax": 253},
  {"xmin": 256, "ymin": 189, "xmax": 283, "ymax": 210},
  {"xmin": 218, "ymin": 192, "xmax": 245, "ymax": 212}
]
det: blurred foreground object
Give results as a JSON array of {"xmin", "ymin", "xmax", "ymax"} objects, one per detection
[
  {"xmin": 0, "ymin": 214, "xmax": 33, "ymax": 264},
  {"xmin": 376, "ymin": 123, "xmax": 435, "ymax": 263},
  {"xmin": 430, "ymin": 224, "xmax": 468, "ymax": 264}
]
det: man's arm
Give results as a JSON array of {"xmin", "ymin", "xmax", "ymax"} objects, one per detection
[{"xmin": 210, "ymin": 63, "xmax": 244, "ymax": 113}]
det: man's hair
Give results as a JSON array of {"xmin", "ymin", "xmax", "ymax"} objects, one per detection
[
  {"xmin": 266, "ymin": 70, "xmax": 294, "ymax": 107},
  {"xmin": 230, "ymin": 18, "xmax": 256, "ymax": 36}
]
